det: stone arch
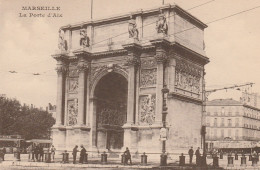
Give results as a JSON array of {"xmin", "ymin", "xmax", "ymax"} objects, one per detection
[{"xmin": 90, "ymin": 66, "xmax": 128, "ymax": 99}]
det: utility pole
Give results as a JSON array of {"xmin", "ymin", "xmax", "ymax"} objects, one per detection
[{"xmin": 91, "ymin": 0, "xmax": 93, "ymax": 20}]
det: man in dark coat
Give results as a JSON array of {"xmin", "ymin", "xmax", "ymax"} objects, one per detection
[
  {"xmin": 188, "ymin": 147, "xmax": 194, "ymax": 164},
  {"xmin": 79, "ymin": 145, "xmax": 86, "ymax": 164},
  {"xmin": 124, "ymin": 147, "xmax": 132, "ymax": 165},
  {"xmin": 34, "ymin": 144, "xmax": 39, "ymax": 161},
  {"xmin": 72, "ymin": 145, "xmax": 78, "ymax": 164},
  {"xmin": 39, "ymin": 145, "xmax": 44, "ymax": 162},
  {"xmin": 195, "ymin": 147, "xmax": 201, "ymax": 166}
]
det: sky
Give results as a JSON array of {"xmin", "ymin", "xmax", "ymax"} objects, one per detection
[{"xmin": 0, "ymin": 0, "xmax": 260, "ymax": 107}]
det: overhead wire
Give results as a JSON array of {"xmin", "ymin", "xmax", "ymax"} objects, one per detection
[{"xmin": 1, "ymin": 2, "xmax": 260, "ymax": 78}]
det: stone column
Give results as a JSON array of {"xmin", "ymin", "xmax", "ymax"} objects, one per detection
[
  {"xmin": 77, "ymin": 58, "xmax": 89, "ymax": 126},
  {"xmin": 122, "ymin": 42, "xmax": 142, "ymax": 125},
  {"xmin": 55, "ymin": 60, "xmax": 67, "ymax": 126},
  {"xmin": 150, "ymin": 38, "xmax": 170, "ymax": 125}
]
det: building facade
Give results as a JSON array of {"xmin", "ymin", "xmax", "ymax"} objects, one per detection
[
  {"xmin": 206, "ymin": 98, "xmax": 260, "ymax": 150},
  {"xmin": 52, "ymin": 4, "xmax": 209, "ymax": 156}
]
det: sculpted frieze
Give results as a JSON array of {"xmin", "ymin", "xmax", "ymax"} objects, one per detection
[
  {"xmin": 67, "ymin": 99, "xmax": 78, "ymax": 126},
  {"xmin": 139, "ymin": 94, "xmax": 156, "ymax": 124},
  {"xmin": 175, "ymin": 59, "xmax": 202, "ymax": 94}
]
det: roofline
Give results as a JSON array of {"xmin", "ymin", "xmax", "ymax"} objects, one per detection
[{"xmin": 60, "ymin": 3, "xmax": 207, "ymax": 30}]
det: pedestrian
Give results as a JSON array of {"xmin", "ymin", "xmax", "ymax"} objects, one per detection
[
  {"xmin": 50, "ymin": 145, "xmax": 56, "ymax": 162},
  {"xmin": 2, "ymin": 147, "xmax": 6, "ymax": 161},
  {"xmin": 79, "ymin": 145, "xmax": 86, "ymax": 164},
  {"xmin": 39, "ymin": 145, "xmax": 44, "ymax": 162},
  {"xmin": 34, "ymin": 144, "xmax": 39, "ymax": 161},
  {"xmin": 72, "ymin": 145, "xmax": 78, "ymax": 164},
  {"xmin": 27, "ymin": 144, "xmax": 33, "ymax": 161},
  {"xmin": 195, "ymin": 147, "xmax": 201, "ymax": 166},
  {"xmin": 124, "ymin": 147, "xmax": 132, "ymax": 165},
  {"xmin": 188, "ymin": 146, "xmax": 194, "ymax": 164},
  {"xmin": 32, "ymin": 143, "xmax": 36, "ymax": 161}
]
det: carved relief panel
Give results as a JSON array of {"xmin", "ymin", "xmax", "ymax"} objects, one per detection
[
  {"xmin": 139, "ymin": 94, "xmax": 156, "ymax": 124},
  {"xmin": 140, "ymin": 58, "xmax": 157, "ymax": 88},
  {"xmin": 67, "ymin": 99, "xmax": 78, "ymax": 126},
  {"xmin": 175, "ymin": 58, "xmax": 202, "ymax": 95},
  {"xmin": 68, "ymin": 78, "xmax": 78, "ymax": 93}
]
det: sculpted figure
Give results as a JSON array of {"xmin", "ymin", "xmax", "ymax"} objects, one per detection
[
  {"xmin": 80, "ymin": 29, "xmax": 90, "ymax": 48},
  {"xmin": 128, "ymin": 16, "xmax": 139, "ymax": 40},
  {"xmin": 156, "ymin": 9, "xmax": 168, "ymax": 35},
  {"xmin": 58, "ymin": 29, "xmax": 68, "ymax": 51}
]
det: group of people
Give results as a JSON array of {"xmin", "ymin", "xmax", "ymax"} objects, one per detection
[
  {"xmin": 71, "ymin": 145, "xmax": 132, "ymax": 165},
  {"xmin": 188, "ymin": 147, "xmax": 204, "ymax": 166},
  {"xmin": 27, "ymin": 144, "xmax": 56, "ymax": 162},
  {"xmin": 72, "ymin": 145, "xmax": 87, "ymax": 164}
]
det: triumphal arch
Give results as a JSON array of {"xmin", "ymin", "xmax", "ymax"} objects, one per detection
[{"xmin": 52, "ymin": 4, "xmax": 209, "ymax": 156}]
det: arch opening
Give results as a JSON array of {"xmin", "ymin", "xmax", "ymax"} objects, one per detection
[{"xmin": 94, "ymin": 72, "xmax": 128, "ymax": 150}]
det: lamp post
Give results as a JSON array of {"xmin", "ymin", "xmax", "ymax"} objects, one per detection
[{"xmin": 160, "ymin": 84, "xmax": 169, "ymax": 166}]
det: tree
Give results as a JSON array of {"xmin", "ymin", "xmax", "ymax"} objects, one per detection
[{"xmin": 0, "ymin": 96, "xmax": 55, "ymax": 140}]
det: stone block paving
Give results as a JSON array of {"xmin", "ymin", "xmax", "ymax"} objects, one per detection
[{"xmin": 0, "ymin": 154, "xmax": 260, "ymax": 169}]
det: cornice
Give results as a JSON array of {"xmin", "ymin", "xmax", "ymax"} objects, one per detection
[
  {"xmin": 171, "ymin": 42, "xmax": 210, "ymax": 65},
  {"xmin": 168, "ymin": 92, "xmax": 203, "ymax": 105},
  {"xmin": 60, "ymin": 4, "xmax": 207, "ymax": 31}
]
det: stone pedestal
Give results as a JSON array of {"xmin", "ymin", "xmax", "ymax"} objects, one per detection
[{"xmin": 52, "ymin": 127, "xmax": 66, "ymax": 151}]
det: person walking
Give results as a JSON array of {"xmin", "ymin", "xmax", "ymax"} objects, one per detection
[
  {"xmin": 2, "ymin": 147, "xmax": 6, "ymax": 161},
  {"xmin": 27, "ymin": 144, "xmax": 33, "ymax": 161},
  {"xmin": 34, "ymin": 144, "xmax": 39, "ymax": 161},
  {"xmin": 50, "ymin": 145, "xmax": 56, "ymax": 162},
  {"xmin": 79, "ymin": 145, "xmax": 86, "ymax": 164},
  {"xmin": 124, "ymin": 147, "xmax": 132, "ymax": 165},
  {"xmin": 39, "ymin": 145, "xmax": 44, "ymax": 162},
  {"xmin": 195, "ymin": 147, "xmax": 201, "ymax": 166},
  {"xmin": 188, "ymin": 147, "xmax": 194, "ymax": 164},
  {"xmin": 72, "ymin": 145, "xmax": 78, "ymax": 164}
]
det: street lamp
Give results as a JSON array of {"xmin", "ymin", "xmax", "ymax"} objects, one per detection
[{"xmin": 160, "ymin": 84, "xmax": 169, "ymax": 166}]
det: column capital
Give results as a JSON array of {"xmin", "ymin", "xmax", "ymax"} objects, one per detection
[
  {"xmin": 155, "ymin": 52, "xmax": 169, "ymax": 64},
  {"xmin": 125, "ymin": 56, "xmax": 140, "ymax": 67},
  {"xmin": 77, "ymin": 61, "xmax": 89, "ymax": 73},
  {"xmin": 56, "ymin": 65, "xmax": 68, "ymax": 75}
]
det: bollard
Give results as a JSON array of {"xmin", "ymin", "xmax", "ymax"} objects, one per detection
[
  {"xmin": 160, "ymin": 153, "xmax": 167, "ymax": 166},
  {"xmin": 220, "ymin": 152, "xmax": 223, "ymax": 159},
  {"xmin": 213, "ymin": 156, "xmax": 219, "ymax": 167},
  {"xmin": 45, "ymin": 152, "xmax": 51, "ymax": 163},
  {"xmin": 240, "ymin": 155, "xmax": 247, "ymax": 167},
  {"xmin": 141, "ymin": 152, "xmax": 148, "ymax": 166},
  {"xmin": 252, "ymin": 157, "xmax": 257, "ymax": 167},
  {"xmin": 249, "ymin": 154, "xmax": 252, "ymax": 161},
  {"xmin": 121, "ymin": 154, "xmax": 126, "ymax": 164},
  {"xmin": 101, "ymin": 151, "xmax": 107, "ymax": 164},
  {"xmin": 83, "ymin": 153, "xmax": 88, "ymax": 164},
  {"xmin": 227, "ymin": 156, "xmax": 234, "ymax": 167},
  {"xmin": 235, "ymin": 153, "xmax": 238, "ymax": 160},
  {"xmin": 179, "ymin": 153, "xmax": 185, "ymax": 166},
  {"xmin": 62, "ymin": 151, "xmax": 69, "ymax": 163}
]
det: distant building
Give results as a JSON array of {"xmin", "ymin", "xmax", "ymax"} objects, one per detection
[
  {"xmin": 46, "ymin": 103, "xmax": 56, "ymax": 119},
  {"xmin": 205, "ymin": 97, "xmax": 260, "ymax": 151}
]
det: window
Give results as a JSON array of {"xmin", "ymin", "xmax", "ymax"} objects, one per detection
[
  {"xmin": 214, "ymin": 118, "xmax": 218, "ymax": 127},
  {"xmin": 235, "ymin": 129, "xmax": 239, "ymax": 139},
  {"xmin": 221, "ymin": 129, "xmax": 224, "ymax": 138},
  {"xmin": 228, "ymin": 129, "xmax": 231, "ymax": 137},
  {"xmin": 214, "ymin": 112, "xmax": 218, "ymax": 116},
  {"xmin": 214, "ymin": 129, "xmax": 217, "ymax": 138},
  {"xmin": 235, "ymin": 118, "xmax": 239, "ymax": 127},
  {"xmin": 221, "ymin": 107, "xmax": 225, "ymax": 116},
  {"xmin": 228, "ymin": 119, "xmax": 232, "ymax": 127},
  {"xmin": 221, "ymin": 118, "xmax": 225, "ymax": 126}
]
